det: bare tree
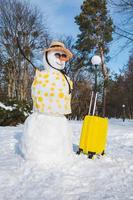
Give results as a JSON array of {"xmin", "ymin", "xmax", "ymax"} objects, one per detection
[
  {"xmin": 0, "ymin": 0, "xmax": 50, "ymax": 101},
  {"xmin": 108, "ymin": 0, "xmax": 133, "ymax": 43}
]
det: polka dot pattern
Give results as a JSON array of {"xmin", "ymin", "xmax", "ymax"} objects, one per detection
[{"xmin": 31, "ymin": 69, "xmax": 73, "ymax": 114}]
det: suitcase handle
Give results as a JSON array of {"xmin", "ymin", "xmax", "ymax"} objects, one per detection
[
  {"xmin": 92, "ymin": 92, "xmax": 97, "ymax": 116},
  {"xmin": 88, "ymin": 91, "xmax": 97, "ymax": 116},
  {"xmin": 88, "ymin": 91, "xmax": 94, "ymax": 115}
]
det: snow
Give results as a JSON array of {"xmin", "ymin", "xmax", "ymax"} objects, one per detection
[
  {"xmin": 21, "ymin": 113, "xmax": 74, "ymax": 165},
  {"xmin": 0, "ymin": 119, "xmax": 133, "ymax": 200},
  {"xmin": 0, "ymin": 102, "xmax": 14, "ymax": 111}
]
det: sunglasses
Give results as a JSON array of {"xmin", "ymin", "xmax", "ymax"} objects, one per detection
[{"xmin": 54, "ymin": 53, "xmax": 67, "ymax": 59}]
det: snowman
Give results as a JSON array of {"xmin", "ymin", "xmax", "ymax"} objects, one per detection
[{"xmin": 21, "ymin": 41, "xmax": 74, "ymax": 165}]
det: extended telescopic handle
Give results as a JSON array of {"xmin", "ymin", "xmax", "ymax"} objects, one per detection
[
  {"xmin": 92, "ymin": 92, "xmax": 97, "ymax": 116},
  {"xmin": 88, "ymin": 91, "xmax": 98, "ymax": 116},
  {"xmin": 88, "ymin": 91, "xmax": 94, "ymax": 115}
]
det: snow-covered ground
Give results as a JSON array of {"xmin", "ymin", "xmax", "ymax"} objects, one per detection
[{"xmin": 0, "ymin": 119, "xmax": 133, "ymax": 200}]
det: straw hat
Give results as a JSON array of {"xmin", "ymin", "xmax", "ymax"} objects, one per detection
[{"xmin": 45, "ymin": 41, "xmax": 73, "ymax": 60}]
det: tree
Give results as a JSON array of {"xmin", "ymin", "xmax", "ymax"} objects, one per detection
[
  {"xmin": 106, "ymin": 74, "xmax": 126, "ymax": 118},
  {"xmin": 71, "ymin": 80, "xmax": 92, "ymax": 120},
  {"xmin": 0, "ymin": 0, "xmax": 50, "ymax": 101},
  {"xmin": 106, "ymin": 54, "xmax": 133, "ymax": 119},
  {"xmin": 124, "ymin": 54, "xmax": 133, "ymax": 118},
  {"xmin": 75, "ymin": 0, "xmax": 114, "ymax": 116},
  {"xmin": 108, "ymin": 0, "xmax": 133, "ymax": 44}
]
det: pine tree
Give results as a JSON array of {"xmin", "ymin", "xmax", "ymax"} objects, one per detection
[
  {"xmin": 75, "ymin": 0, "xmax": 113, "ymax": 57},
  {"xmin": 75, "ymin": 0, "xmax": 114, "ymax": 116}
]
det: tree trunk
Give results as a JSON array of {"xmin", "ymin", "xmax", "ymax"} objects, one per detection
[
  {"xmin": 102, "ymin": 81, "xmax": 107, "ymax": 117},
  {"xmin": 7, "ymin": 68, "xmax": 16, "ymax": 99}
]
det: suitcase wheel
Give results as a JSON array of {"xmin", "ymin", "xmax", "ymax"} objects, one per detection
[
  {"xmin": 88, "ymin": 151, "xmax": 96, "ymax": 159},
  {"xmin": 76, "ymin": 148, "xmax": 83, "ymax": 155},
  {"xmin": 101, "ymin": 150, "xmax": 105, "ymax": 156}
]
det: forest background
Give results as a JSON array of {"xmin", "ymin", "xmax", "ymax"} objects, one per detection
[{"xmin": 0, "ymin": 0, "xmax": 133, "ymax": 125}]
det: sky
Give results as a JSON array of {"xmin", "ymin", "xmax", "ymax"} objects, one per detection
[{"xmin": 30, "ymin": 0, "xmax": 131, "ymax": 73}]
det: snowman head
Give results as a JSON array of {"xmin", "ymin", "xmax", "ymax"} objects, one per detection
[{"xmin": 43, "ymin": 41, "xmax": 73, "ymax": 70}]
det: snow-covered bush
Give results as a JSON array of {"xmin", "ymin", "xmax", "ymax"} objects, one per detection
[{"xmin": 0, "ymin": 100, "xmax": 32, "ymax": 126}]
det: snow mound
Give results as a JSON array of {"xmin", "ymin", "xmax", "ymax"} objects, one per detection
[{"xmin": 20, "ymin": 113, "xmax": 74, "ymax": 166}]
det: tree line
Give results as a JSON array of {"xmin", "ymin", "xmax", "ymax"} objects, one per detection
[{"xmin": 0, "ymin": 0, "xmax": 133, "ymax": 124}]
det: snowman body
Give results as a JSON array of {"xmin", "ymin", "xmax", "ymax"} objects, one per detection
[{"xmin": 21, "ymin": 47, "xmax": 74, "ymax": 165}]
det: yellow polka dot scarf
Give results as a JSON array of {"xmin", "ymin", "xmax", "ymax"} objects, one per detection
[{"xmin": 32, "ymin": 69, "xmax": 73, "ymax": 114}]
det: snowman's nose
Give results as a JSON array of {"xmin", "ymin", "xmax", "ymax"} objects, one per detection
[{"xmin": 59, "ymin": 56, "xmax": 67, "ymax": 61}]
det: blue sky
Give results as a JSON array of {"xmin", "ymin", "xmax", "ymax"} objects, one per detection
[{"xmin": 30, "ymin": 0, "xmax": 131, "ymax": 73}]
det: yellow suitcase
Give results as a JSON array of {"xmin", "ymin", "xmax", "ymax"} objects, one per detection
[{"xmin": 77, "ymin": 92, "xmax": 108, "ymax": 158}]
